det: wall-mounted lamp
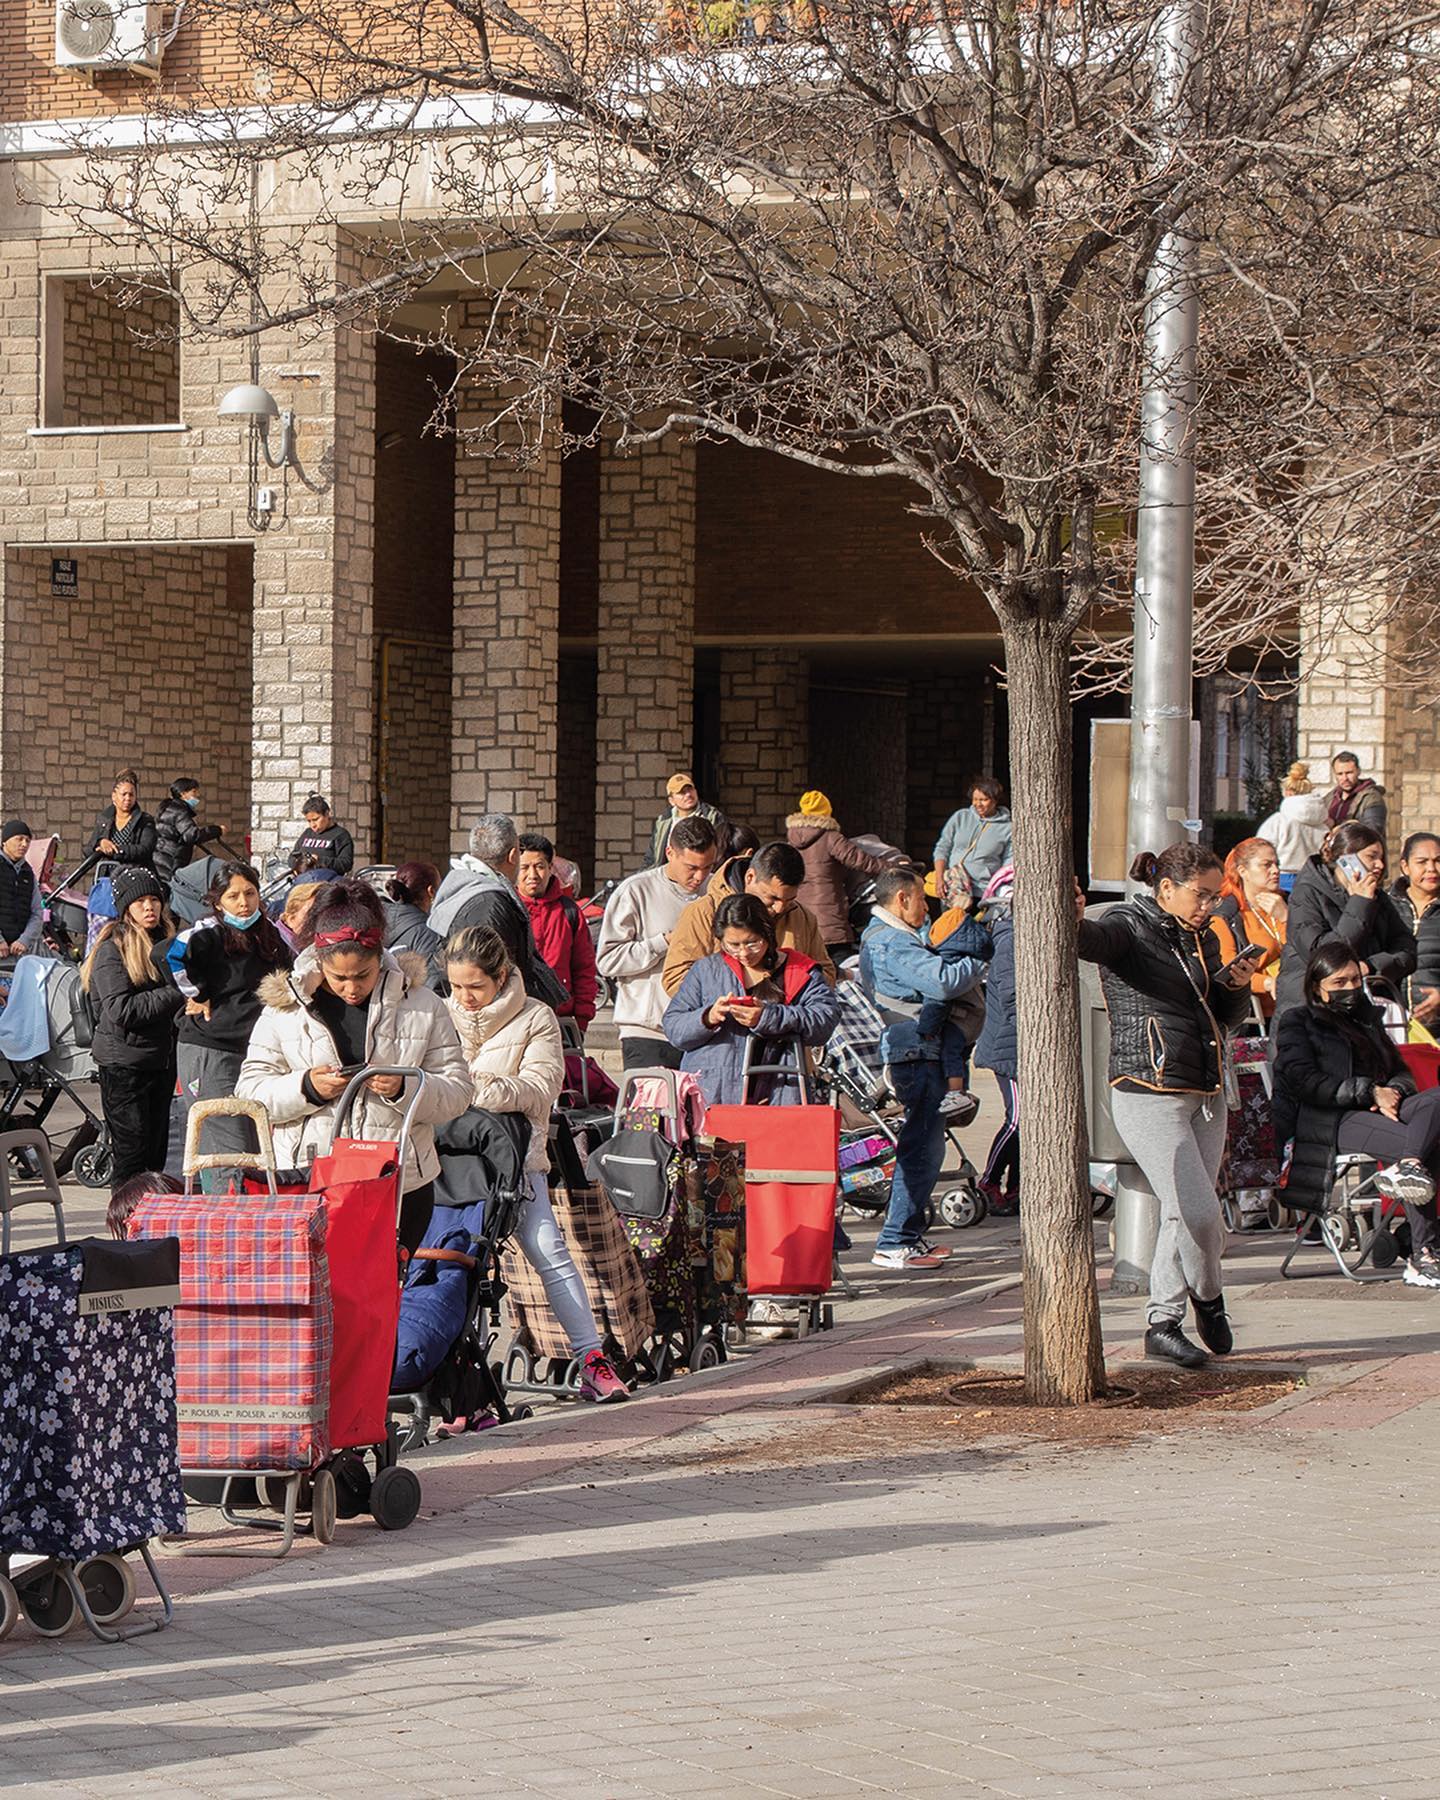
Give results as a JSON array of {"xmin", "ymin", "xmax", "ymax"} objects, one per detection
[{"xmin": 219, "ymin": 381, "xmax": 302, "ymax": 530}]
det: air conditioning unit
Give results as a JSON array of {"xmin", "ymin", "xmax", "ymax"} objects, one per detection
[{"xmin": 55, "ymin": 0, "xmax": 163, "ymax": 72}]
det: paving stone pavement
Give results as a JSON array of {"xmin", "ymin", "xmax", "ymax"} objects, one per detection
[{"xmin": 9, "ymin": 1066, "xmax": 1440, "ymax": 1795}]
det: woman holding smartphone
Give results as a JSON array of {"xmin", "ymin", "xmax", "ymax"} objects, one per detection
[
  {"xmin": 1274, "ymin": 822, "xmax": 1415, "ymax": 1021},
  {"xmin": 661, "ymin": 893, "xmax": 839, "ymax": 1106},
  {"xmin": 1077, "ymin": 844, "xmax": 1260, "ymax": 1368}
]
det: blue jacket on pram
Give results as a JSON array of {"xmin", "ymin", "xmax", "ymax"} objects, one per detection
[{"xmin": 392, "ymin": 1108, "xmax": 529, "ymax": 1393}]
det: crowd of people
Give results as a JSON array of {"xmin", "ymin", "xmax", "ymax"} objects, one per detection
[{"xmin": 6, "ymin": 746, "xmax": 1429, "ymax": 1382}]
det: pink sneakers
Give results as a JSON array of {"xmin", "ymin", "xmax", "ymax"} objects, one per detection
[{"xmin": 579, "ymin": 1350, "xmax": 631, "ymax": 1403}]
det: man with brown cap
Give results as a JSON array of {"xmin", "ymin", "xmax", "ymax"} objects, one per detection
[{"xmin": 648, "ymin": 772, "xmax": 727, "ymax": 867}]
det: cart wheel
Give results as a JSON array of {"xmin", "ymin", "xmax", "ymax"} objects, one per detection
[
  {"xmin": 77, "ymin": 1554, "xmax": 136, "ymax": 1626},
  {"xmin": 1322, "ymin": 1212, "xmax": 1353, "ymax": 1254},
  {"xmin": 0, "ymin": 1575, "xmax": 19, "ymax": 1641},
  {"xmin": 331, "ymin": 1452, "xmax": 372, "ymax": 1520},
  {"xmin": 939, "ymin": 1184, "xmax": 986, "ymax": 1229},
  {"xmin": 370, "ymin": 1464, "xmax": 421, "ymax": 1532},
  {"xmin": 17, "ymin": 1566, "xmax": 78, "ymax": 1637},
  {"xmin": 691, "ymin": 1338, "xmax": 724, "ymax": 1371},
  {"xmin": 510, "ymin": 1405, "xmax": 534, "ymax": 1421},
  {"xmin": 503, "ymin": 1346, "xmax": 533, "ymax": 1388},
  {"xmin": 307, "ymin": 1469, "xmax": 337, "ymax": 1545},
  {"xmin": 1267, "ymin": 1195, "xmax": 1290, "ymax": 1230},
  {"xmin": 73, "ymin": 1142, "xmax": 113, "ymax": 1189}
]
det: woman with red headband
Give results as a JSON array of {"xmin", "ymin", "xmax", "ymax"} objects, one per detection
[{"xmin": 237, "ymin": 878, "xmax": 471, "ymax": 1253}]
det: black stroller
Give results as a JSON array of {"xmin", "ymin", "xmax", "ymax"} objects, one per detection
[
  {"xmin": 388, "ymin": 1108, "xmax": 533, "ymax": 1448},
  {"xmin": 0, "ymin": 956, "xmax": 111, "ymax": 1188}
]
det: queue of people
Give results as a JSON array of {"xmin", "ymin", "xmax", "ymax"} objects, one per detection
[{"xmin": 45, "ymin": 744, "xmax": 1440, "ymax": 1385}]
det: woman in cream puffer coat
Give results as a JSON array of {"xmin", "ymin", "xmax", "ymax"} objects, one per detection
[
  {"xmin": 237, "ymin": 877, "xmax": 471, "ymax": 1255},
  {"xmin": 443, "ymin": 923, "xmax": 630, "ymax": 1404}
]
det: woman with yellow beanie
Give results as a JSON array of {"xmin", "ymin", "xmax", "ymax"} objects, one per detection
[{"xmin": 786, "ymin": 790, "xmax": 891, "ymax": 958}]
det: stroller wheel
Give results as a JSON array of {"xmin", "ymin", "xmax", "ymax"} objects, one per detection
[
  {"xmin": 691, "ymin": 1337, "xmax": 724, "ymax": 1371},
  {"xmin": 330, "ymin": 1452, "xmax": 372, "ymax": 1519},
  {"xmin": 1372, "ymin": 1225, "xmax": 1401, "ymax": 1268},
  {"xmin": 510, "ymin": 1405, "xmax": 534, "ymax": 1422},
  {"xmin": 0, "ymin": 1575, "xmax": 19, "ymax": 1641},
  {"xmin": 73, "ymin": 1142, "xmax": 112, "ymax": 1190},
  {"xmin": 17, "ymin": 1565, "xmax": 78, "ymax": 1637},
  {"xmin": 1322, "ymin": 1212, "xmax": 1353, "ymax": 1254},
  {"xmin": 370, "ymin": 1464, "xmax": 421, "ymax": 1532},
  {"xmin": 77, "ymin": 1554, "xmax": 136, "ymax": 1626},
  {"xmin": 309, "ymin": 1469, "xmax": 338, "ymax": 1545},
  {"xmin": 1091, "ymin": 1189, "xmax": 1114, "ymax": 1219},
  {"xmin": 939, "ymin": 1184, "xmax": 986, "ymax": 1229}
]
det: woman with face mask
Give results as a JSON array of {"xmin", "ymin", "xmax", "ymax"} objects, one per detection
[
  {"xmin": 1273, "ymin": 821, "xmax": 1415, "ymax": 1020},
  {"xmin": 661, "ymin": 893, "xmax": 839, "ymax": 1108},
  {"xmin": 168, "ymin": 863, "xmax": 295, "ymax": 1184},
  {"xmin": 1274, "ymin": 937, "xmax": 1440, "ymax": 1290},
  {"xmin": 237, "ymin": 878, "xmax": 470, "ymax": 1253},
  {"xmin": 153, "ymin": 777, "xmax": 224, "ymax": 885},
  {"xmin": 1077, "ymin": 843, "xmax": 1261, "ymax": 1368}
]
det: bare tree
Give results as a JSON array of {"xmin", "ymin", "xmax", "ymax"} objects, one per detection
[{"xmin": 61, "ymin": 0, "xmax": 1440, "ymax": 1399}]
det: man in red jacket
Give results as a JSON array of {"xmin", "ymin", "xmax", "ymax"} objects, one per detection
[{"xmin": 517, "ymin": 832, "xmax": 599, "ymax": 1034}]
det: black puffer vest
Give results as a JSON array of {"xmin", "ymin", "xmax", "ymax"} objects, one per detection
[
  {"xmin": 1078, "ymin": 895, "xmax": 1251, "ymax": 1093},
  {"xmin": 0, "ymin": 856, "xmax": 35, "ymax": 944}
]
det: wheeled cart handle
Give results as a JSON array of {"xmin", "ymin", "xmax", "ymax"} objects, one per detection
[{"xmin": 182, "ymin": 1096, "xmax": 279, "ymax": 1195}]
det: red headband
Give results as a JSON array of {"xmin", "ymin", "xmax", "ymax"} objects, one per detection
[{"xmin": 314, "ymin": 925, "xmax": 383, "ymax": 952}]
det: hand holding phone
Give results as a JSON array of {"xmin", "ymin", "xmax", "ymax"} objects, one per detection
[{"xmin": 1218, "ymin": 943, "xmax": 1265, "ymax": 987}]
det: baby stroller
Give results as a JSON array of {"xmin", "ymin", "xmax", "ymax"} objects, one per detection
[
  {"xmin": 0, "ymin": 957, "xmax": 111, "ymax": 1188},
  {"xmin": 390, "ymin": 1108, "xmax": 533, "ymax": 1447},
  {"xmin": 815, "ymin": 977, "xmax": 988, "ymax": 1228}
]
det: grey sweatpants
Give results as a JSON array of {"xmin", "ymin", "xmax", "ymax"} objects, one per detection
[
  {"xmin": 171, "ymin": 1044, "xmax": 254, "ymax": 1191},
  {"xmin": 1109, "ymin": 1087, "xmax": 1228, "ymax": 1326}
]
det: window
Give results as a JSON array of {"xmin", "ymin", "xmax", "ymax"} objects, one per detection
[{"xmin": 42, "ymin": 275, "xmax": 180, "ymax": 428}]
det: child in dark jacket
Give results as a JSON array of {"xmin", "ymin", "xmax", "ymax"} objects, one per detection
[{"xmin": 920, "ymin": 908, "xmax": 994, "ymax": 1120}]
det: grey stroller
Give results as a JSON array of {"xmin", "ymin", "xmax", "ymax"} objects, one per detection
[{"xmin": 0, "ymin": 957, "xmax": 111, "ymax": 1188}]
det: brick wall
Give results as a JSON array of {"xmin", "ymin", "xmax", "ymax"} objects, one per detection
[
  {"xmin": 716, "ymin": 647, "xmax": 809, "ymax": 840},
  {"xmin": 696, "ymin": 440, "xmax": 992, "ymax": 639},
  {"xmin": 0, "ymin": 543, "xmax": 251, "ymax": 859},
  {"xmin": 55, "ymin": 278, "xmax": 179, "ymax": 426},
  {"xmin": 378, "ymin": 637, "xmax": 452, "ymax": 867},
  {"xmin": 905, "ymin": 668, "xmax": 994, "ymax": 862},
  {"xmin": 557, "ymin": 652, "xmax": 598, "ymax": 885},
  {"xmin": 809, "ymin": 680, "xmax": 909, "ymax": 850}
]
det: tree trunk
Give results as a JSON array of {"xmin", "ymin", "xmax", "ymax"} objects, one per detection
[{"xmin": 1001, "ymin": 619, "xmax": 1107, "ymax": 1404}]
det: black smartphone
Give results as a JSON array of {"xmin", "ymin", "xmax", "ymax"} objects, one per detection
[{"xmin": 1219, "ymin": 943, "xmax": 1265, "ymax": 980}]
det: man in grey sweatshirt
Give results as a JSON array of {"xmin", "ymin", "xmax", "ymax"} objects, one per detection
[{"xmin": 597, "ymin": 816, "xmax": 718, "ymax": 1071}]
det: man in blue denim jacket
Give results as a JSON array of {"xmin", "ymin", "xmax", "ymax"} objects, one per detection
[{"xmin": 860, "ymin": 869, "xmax": 987, "ymax": 1269}]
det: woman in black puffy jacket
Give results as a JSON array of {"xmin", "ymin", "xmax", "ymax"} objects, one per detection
[
  {"xmin": 1274, "ymin": 936, "xmax": 1440, "ymax": 1290},
  {"xmin": 1274, "ymin": 822, "xmax": 1414, "ymax": 1019},
  {"xmin": 1077, "ymin": 843, "xmax": 1258, "ymax": 1370}
]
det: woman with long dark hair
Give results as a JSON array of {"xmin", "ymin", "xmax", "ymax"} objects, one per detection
[
  {"xmin": 1077, "ymin": 843, "xmax": 1260, "ymax": 1367},
  {"xmin": 237, "ymin": 878, "xmax": 470, "ymax": 1253},
  {"xmin": 170, "ymin": 862, "xmax": 294, "ymax": 1181},
  {"xmin": 82, "ymin": 867, "xmax": 184, "ymax": 1190},
  {"xmin": 1274, "ymin": 937, "xmax": 1440, "ymax": 1289}
]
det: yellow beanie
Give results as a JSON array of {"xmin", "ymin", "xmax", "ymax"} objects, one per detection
[{"xmin": 799, "ymin": 790, "xmax": 833, "ymax": 818}]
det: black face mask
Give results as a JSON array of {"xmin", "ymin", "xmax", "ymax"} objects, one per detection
[{"xmin": 1326, "ymin": 988, "xmax": 1366, "ymax": 1015}]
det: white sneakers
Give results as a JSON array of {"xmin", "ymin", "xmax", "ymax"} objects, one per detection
[{"xmin": 870, "ymin": 1246, "xmax": 945, "ymax": 1270}]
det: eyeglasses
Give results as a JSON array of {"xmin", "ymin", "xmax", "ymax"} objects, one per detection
[{"xmin": 1178, "ymin": 884, "xmax": 1223, "ymax": 908}]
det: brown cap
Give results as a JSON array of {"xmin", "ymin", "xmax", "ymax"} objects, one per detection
[{"xmin": 666, "ymin": 772, "xmax": 697, "ymax": 796}]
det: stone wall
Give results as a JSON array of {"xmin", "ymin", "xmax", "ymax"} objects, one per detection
[
  {"xmin": 715, "ymin": 648, "xmax": 810, "ymax": 841},
  {"xmin": 54, "ymin": 278, "xmax": 179, "ymax": 427},
  {"xmin": 905, "ymin": 668, "xmax": 996, "ymax": 862},
  {"xmin": 0, "ymin": 228, "xmax": 378, "ymax": 863},
  {"xmin": 557, "ymin": 652, "xmax": 598, "ymax": 886},
  {"xmin": 0, "ymin": 543, "xmax": 251, "ymax": 859},
  {"xmin": 593, "ymin": 437, "xmax": 696, "ymax": 878},
  {"xmin": 450, "ymin": 355, "xmax": 560, "ymax": 849}
]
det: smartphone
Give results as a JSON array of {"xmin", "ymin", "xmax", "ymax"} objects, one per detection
[
  {"xmin": 335, "ymin": 1063, "xmax": 368, "ymax": 1078},
  {"xmin": 1218, "ymin": 943, "xmax": 1265, "ymax": 985},
  {"xmin": 1337, "ymin": 852, "xmax": 1368, "ymax": 882}
]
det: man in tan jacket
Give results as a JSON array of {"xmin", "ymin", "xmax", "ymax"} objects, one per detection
[{"xmin": 661, "ymin": 841, "xmax": 839, "ymax": 997}]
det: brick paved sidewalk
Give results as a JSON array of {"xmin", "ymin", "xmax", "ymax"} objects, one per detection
[{"xmin": 7, "ymin": 1210, "xmax": 1440, "ymax": 1799}]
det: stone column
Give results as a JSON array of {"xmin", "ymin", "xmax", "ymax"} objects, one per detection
[
  {"xmin": 716, "ymin": 647, "xmax": 811, "ymax": 841},
  {"xmin": 450, "ymin": 370, "xmax": 560, "ymax": 852},
  {"xmin": 249, "ymin": 289, "xmax": 377, "ymax": 860},
  {"xmin": 593, "ymin": 437, "xmax": 696, "ymax": 878}
]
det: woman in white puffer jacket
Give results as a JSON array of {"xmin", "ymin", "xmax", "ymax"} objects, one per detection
[
  {"xmin": 237, "ymin": 878, "xmax": 471, "ymax": 1255},
  {"xmin": 443, "ymin": 923, "xmax": 629, "ymax": 1404}
]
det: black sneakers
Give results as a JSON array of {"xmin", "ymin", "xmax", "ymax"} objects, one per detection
[
  {"xmin": 1144, "ymin": 1320, "xmax": 1208, "ymax": 1368},
  {"xmin": 1191, "ymin": 1292, "xmax": 1234, "ymax": 1356}
]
